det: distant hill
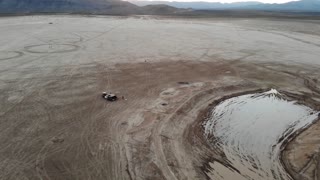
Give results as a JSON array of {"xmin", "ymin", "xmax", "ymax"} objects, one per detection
[
  {"xmin": 141, "ymin": 4, "xmax": 184, "ymax": 14},
  {"xmin": 0, "ymin": 0, "xmax": 184, "ymax": 15},
  {"xmin": 0, "ymin": 0, "xmax": 141, "ymax": 14},
  {"xmin": 246, "ymin": 0, "xmax": 320, "ymax": 11},
  {"xmin": 131, "ymin": 0, "xmax": 320, "ymax": 12},
  {"xmin": 131, "ymin": 1, "xmax": 263, "ymax": 10}
]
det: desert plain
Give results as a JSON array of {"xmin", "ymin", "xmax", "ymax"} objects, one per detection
[{"xmin": 1, "ymin": 15, "xmax": 320, "ymax": 180}]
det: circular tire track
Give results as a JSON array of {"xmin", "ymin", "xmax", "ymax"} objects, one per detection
[
  {"xmin": 0, "ymin": 51, "xmax": 24, "ymax": 61},
  {"xmin": 24, "ymin": 44, "xmax": 80, "ymax": 54},
  {"xmin": 47, "ymin": 36, "xmax": 83, "ymax": 44},
  {"xmin": 48, "ymin": 38, "xmax": 80, "ymax": 44}
]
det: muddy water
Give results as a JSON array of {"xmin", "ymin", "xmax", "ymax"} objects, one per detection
[{"xmin": 204, "ymin": 89, "xmax": 319, "ymax": 180}]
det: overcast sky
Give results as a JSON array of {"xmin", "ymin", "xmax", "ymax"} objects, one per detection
[
  {"xmin": 140, "ymin": 0, "xmax": 296, "ymax": 3},
  {"xmin": 208, "ymin": 0, "xmax": 294, "ymax": 2}
]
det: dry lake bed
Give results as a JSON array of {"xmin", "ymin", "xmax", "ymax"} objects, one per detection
[{"xmin": 1, "ymin": 15, "xmax": 320, "ymax": 180}]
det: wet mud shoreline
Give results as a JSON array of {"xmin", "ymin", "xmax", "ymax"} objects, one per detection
[{"xmin": 198, "ymin": 89, "xmax": 320, "ymax": 180}]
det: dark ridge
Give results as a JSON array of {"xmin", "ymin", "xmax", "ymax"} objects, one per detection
[{"xmin": 0, "ymin": 0, "xmax": 186, "ymax": 15}]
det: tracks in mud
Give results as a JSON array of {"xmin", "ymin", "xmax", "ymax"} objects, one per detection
[
  {"xmin": 0, "ymin": 51, "xmax": 24, "ymax": 61},
  {"xmin": 147, "ymin": 61, "xmax": 320, "ymax": 180},
  {"xmin": 2, "ymin": 16, "xmax": 320, "ymax": 180}
]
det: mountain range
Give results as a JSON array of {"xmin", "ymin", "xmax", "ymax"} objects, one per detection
[
  {"xmin": 0, "ymin": 0, "xmax": 184, "ymax": 15},
  {"xmin": 0, "ymin": 0, "xmax": 136, "ymax": 14},
  {"xmin": 131, "ymin": 1, "xmax": 263, "ymax": 9},
  {"xmin": 0, "ymin": 0, "xmax": 320, "ymax": 15},
  {"xmin": 131, "ymin": 0, "xmax": 320, "ymax": 12}
]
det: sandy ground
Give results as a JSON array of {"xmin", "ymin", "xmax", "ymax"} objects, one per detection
[{"xmin": 1, "ymin": 15, "xmax": 320, "ymax": 180}]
